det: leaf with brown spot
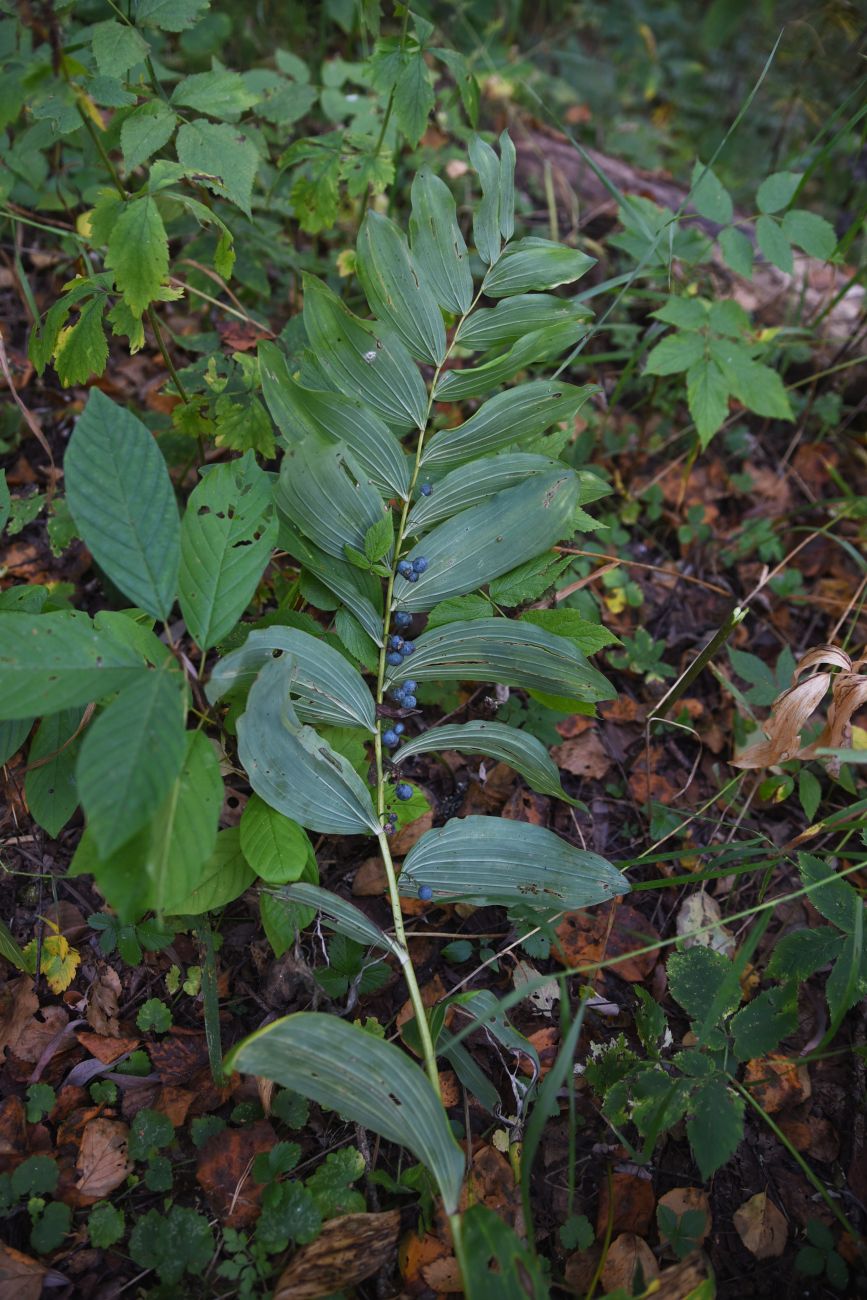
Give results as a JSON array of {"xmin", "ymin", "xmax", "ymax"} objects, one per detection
[
  {"xmin": 0, "ymin": 1243, "xmax": 49, "ymax": 1300},
  {"xmin": 601, "ymin": 1232, "xmax": 659, "ymax": 1292},
  {"xmin": 196, "ymin": 1119, "xmax": 277, "ymax": 1227},
  {"xmin": 733, "ymin": 1191, "xmax": 788, "ymax": 1259},
  {"xmin": 743, "ymin": 1055, "xmax": 810, "ymax": 1113},
  {"xmin": 597, "ymin": 1171, "xmax": 656, "ymax": 1236},
  {"xmin": 74, "ymin": 1118, "xmax": 132, "ymax": 1203},
  {"xmin": 273, "ymin": 1211, "xmax": 400, "ymax": 1299},
  {"xmin": 149, "ymin": 1028, "xmax": 209, "ymax": 1084}
]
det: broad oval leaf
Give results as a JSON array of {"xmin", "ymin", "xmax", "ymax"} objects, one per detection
[
  {"xmin": 207, "ymin": 625, "xmax": 376, "ymax": 732},
  {"xmin": 434, "ymin": 319, "xmax": 589, "ymax": 401},
  {"xmin": 237, "ymin": 657, "xmax": 379, "ymax": 835},
  {"xmin": 269, "ymin": 883, "xmax": 406, "ymax": 962},
  {"xmin": 409, "ymin": 170, "xmax": 473, "ymax": 316},
  {"xmin": 384, "ymin": 618, "xmax": 614, "ymax": 703},
  {"xmin": 260, "ymin": 342, "xmax": 410, "ymax": 500},
  {"xmin": 276, "ymin": 434, "xmax": 385, "ymax": 561},
  {"xmin": 65, "ymin": 390, "xmax": 180, "ymax": 621},
  {"xmin": 393, "ymin": 469, "xmax": 579, "ymax": 612},
  {"xmin": 401, "ymin": 816, "xmax": 625, "ymax": 910},
  {"xmin": 357, "ymin": 210, "xmax": 446, "ymax": 365},
  {"xmin": 393, "ymin": 720, "xmax": 578, "ymax": 804},
  {"xmin": 179, "ymin": 452, "xmax": 277, "ymax": 651},
  {"xmin": 302, "ymin": 276, "xmax": 427, "ymax": 432},
  {"xmin": 405, "ymin": 454, "xmax": 559, "ymax": 535},
  {"xmin": 421, "ymin": 381, "xmax": 596, "ymax": 469},
  {"xmin": 0, "ymin": 612, "xmax": 145, "ymax": 720},
  {"xmin": 76, "ymin": 667, "xmax": 187, "ymax": 859},
  {"xmin": 278, "ymin": 522, "xmax": 383, "ymax": 647},
  {"xmin": 168, "ymin": 826, "xmax": 255, "ymax": 916},
  {"xmin": 25, "ymin": 708, "xmax": 83, "ymax": 837},
  {"xmin": 240, "ymin": 794, "xmax": 312, "ymax": 883},
  {"xmin": 455, "ymin": 293, "xmax": 591, "ymax": 351},
  {"xmin": 224, "ymin": 1012, "xmax": 465, "ymax": 1214},
  {"xmin": 483, "ymin": 237, "xmax": 595, "ymax": 298}
]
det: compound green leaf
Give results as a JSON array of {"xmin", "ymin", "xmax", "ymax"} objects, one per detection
[
  {"xmin": 240, "ymin": 795, "xmax": 311, "ymax": 884},
  {"xmin": 686, "ymin": 1077, "xmax": 744, "ymax": 1179},
  {"xmin": 168, "ymin": 826, "xmax": 254, "ymax": 915},
  {"xmin": 405, "ymin": 454, "xmax": 560, "ymax": 535},
  {"xmin": 455, "ymin": 293, "xmax": 591, "ymax": 351},
  {"xmin": 690, "ymin": 160, "xmax": 733, "ymax": 225},
  {"xmin": 0, "ymin": 612, "xmax": 145, "ymax": 720},
  {"xmin": 171, "ymin": 69, "xmax": 258, "ymax": 121},
  {"xmin": 409, "ymin": 170, "xmax": 473, "ymax": 315},
  {"xmin": 384, "ymin": 617, "xmax": 614, "ymax": 703},
  {"xmin": 276, "ymin": 434, "xmax": 386, "ymax": 561},
  {"xmin": 719, "ymin": 224, "xmax": 754, "ymax": 278},
  {"xmin": 302, "ymin": 276, "xmax": 427, "ymax": 432},
  {"xmin": 175, "ymin": 119, "xmax": 259, "ymax": 216},
  {"xmin": 121, "ymin": 100, "xmax": 177, "ymax": 172},
  {"xmin": 179, "ymin": 452, "xmax": 277, "ymax": 651},
  {"xmin": 224, "ymin": 1013, "xmax": 465, "ymax": 1214},
  {"xmin": 134, "ymin": 0, "xmax": 210, "ymax": 30},
  {"xmin": 756, "ymin": 214, "xmax": 793, "ymax": 273},
  {"xmin": 393, "ymin": 469, "xmax": 580, "ymax": 611},
  {"xmin": 421, "ymin": 381, "xmax": 595, "ymax": 469},
  {"xmin": 236, "ymin": 657, "xmax": 379, "ymax": 835},
  {"xmin": 400, "ymin": 816, "xmax": 625, "ymax": 909},
  {"xmin": 394, "ymin": 721, "xmax": 578, "ymax": 804},
  {"xmin": 25, "ymin": 708, "xmax": 84, "ymax": 837},
  {"xmin": 76, "ymin": 667, "xmax": 187, "ymax": 858},
  {"xmin": 645, "ymin": 331, "xmax": 706, "ymax": 377},
  {"xmin": 756, "ymin": 170, "xmax": 802, "ymax": 214},
  {"xmin": 781, "ymin": 209, "xmax": 837, "ymax": 261},
  {"xmin": 686, "ymin": 356, "xmax": 729, "ymax": 446},
  {"xmin": 357, "ymin": 211, "xmax": 446, "ymax": 365},
  {"xmin": 65, "ymin": 390, "xmax": 180, "ymax": 621},
  {"xmin": 483, "ymin": 237, "xmax": 595, "ymax": 298}
]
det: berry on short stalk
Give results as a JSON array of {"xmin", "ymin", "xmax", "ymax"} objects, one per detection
[
  {"xmin": 395, "ymin": 783, "xmax": 413, "ymax": 801},
  {"xmin": 397, "ymin": 560, "xmax": 413, "ymax": 578},
  {"xmin": 394, "ymin": 612, "xmax": 412, "ymax": 630},
  {"xmin": 394, "ymin": 722, "xmax": 405, "ymax": 735}
]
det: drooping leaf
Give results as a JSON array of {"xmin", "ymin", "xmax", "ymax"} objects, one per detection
[
  {"xmin": 168, "ymin": 826, "xmax": 255, "ymax": 915},
  {"xmin": 421, "ymin": 380, "xmax": 596, "ymax": 469},
  {"xmin": 276, "ymin": 433, "xmax": 385, "ymax": 561},
  {"xmin": 260, "ymin": 343, "xmax": 410, "ymax": 500},
  {"xmin": 400, "ymin": 816, "xmax": 625, "ymax": 909},
  {"xmin": 385, "ymin": 617, "xmax": 614, "ymax": 703},
  {"xmin": 206, "ymin": 625, "xmax": 376, "ymax": 731},
  {"xmin": 405, "ymin": 454, "xmax": 562, "ymax": 535},
  {"xmin": 409, "ymin": 170, "xmax": 473, "ymax": 315},
  {"xmin": 175, "ymin": 119, "xmax": 259, "ymax": 216},
  {"xmin": 483, "ymin": 237, "xmax": 595, "ymax": 297},
  {"xmin": 224, "ymin": 1013, "xmax": 465, "ymax": 1214},
  {"xmin": 76, "ymin": 667, "xmax": 187, "ymax": 858},
  {"xmin": 357, "ymin": 211, "xmax": 446, "ymax": 365},
  {"xmin": 270, "ymin": 883, "xmax": 405, "ymax": 962},
  {"xmin": 278, "ymin": 523, "xmax": 383, "ymax": 646},
  {"xmin": 455, "ymin": 293, "xmax": 591, "ymax": 351},
  {"xmin": 25, "ymin": 708, "xmax": 84, "ymax": 837},
  {"xmin": 394, "ymin": 721, "xmax": 578, "ymax": 804},
  {"xmin": 0, "ymin": 612, "xmax": 145, "ymax": 720},
  {"xmin": 237, "ymin": 657, "xmax": 379, "ymax": 835},
  {"xmin": 302, "ymin": 276, "xmax": 427, "ymax": 432},
  {"xmin": 65, "ymin": 390, "xmax": 180, "ymax": 621},
  {"xmin": 393, "ymin": 470, "xmax": 580, "ymax": 612},
  {"xmin": 240, "ymin": 795, "xmax": 312, "ymax": 884},
  {"xmin": 179, "ymin": 452, "xmax": 277, "ymax": 650}
]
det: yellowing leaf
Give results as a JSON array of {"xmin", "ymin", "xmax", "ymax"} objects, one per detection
[
  {"xmin": 22, "ymin": 925, "xmax": 80, "ymax": 993},
  {"xmin": 605, "ymin": 587, "xmax": 627, "ymax": 614}
]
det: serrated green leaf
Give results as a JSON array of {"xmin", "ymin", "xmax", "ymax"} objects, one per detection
[
  {"xmin": 168, "ymin": 826, "xmax": 254, "ymax": 915},
  {"xmin": 357, "ymin": 210, "xmax": 446, "ymax": 365},
  {"xmin": 731, "ymin": 985, "xmax": 797, "ymax": 1060},
  {"xmin": 25, "ymin": 707, "xmax": 83, "ymax": 837},
  {"xmin": 409, "ymin": 170, "xmax": 473, "ymax": 316},
  {"xmin": 393, "ymin": 50, "xmax": 434, "ymax": 146},
  {"xmin": 214, "ymin": 394, "xmax": 274, "ymax": 457},
  {"xmin": 91, "ymin": 20, "xmax": 150, "ymax": 76},
  {"xmin": 393, "ymin": 469, "xmax": 580, "ymax": 612},
  {"xmin": 105, "ymin": 196, "xmax": 169, "ymax": 318},
  {"xmin": 385, "ymin": 617, "xmax": 613, "ymax": 703},
  {"xmin": 175, "ymin": 119, "xmax": 259, "ymax": 216},
  {"xmin": 469, "ymin": 133, "xmax": 501, "ymax": 265},
  {"xmin": 260, "ymin": 341, "xmax": 410, "ymax": 500},
  {"xmin": 237, "ymin": 657, "xmax": 379, "ymax": 835},
  {"xmin": 76, "ymin": 667, "xmax": 186, "ymax": 858},
  {"xmin": 645, "ymin": 330, "xmax": 706, "ymax": 376},
  {"xmin": 766, "ymin": 926, "xmax": 842, "ymax": 982},
  {"xmin": 483, "ymin": 237, "xmax": 595, "ymax": 298},
  {"xmin": 364, "ymin": 512, "xmax": 393, "ymax": 563},
  {"xmin": 401, "ymin": 816, "xmax": 624, "ymax": 909},
  {"xmin": 179, "ymin": 453, "xmax": 277, "ymax": 650},
  {"xmin": 240, "ymin": 795, "xmax": 311, "ymax": 884},
  {"xmin": 756, "ymin": 170, "xmax": 802, "ymax": 214},
  {"xmin": 520, "ymin": 608, "xmax": 619, "ymax": 655},
  {"xmin": 799, "ymin": 853, "xmax": 861, "ymax": 932},
  {"xmin": 668, "ymin": 947, "xmax": 740, "ymax": 1020},
  {"xmin": 781, "ymin": 209, "xmax": 836, "ymax": 261},
  {"xmin": 134, "ymin": 0, "xmax": 210, "ymax": 32},
  {"xmin": 686, "ymin": 356, "xmax": 729, "ymax": 446},
  {"xmin": 121, "ymin": 100, "xmax": 177, "ymax": 173},
  {"xmin": 395, "ymin": 720, "xmax": 578, "ymax": 804},
  {"xmin": 686, "ymin": 1077, "xmax": 744, "ymax": 1178},
  {"xmin": 425, "ymin": 594, "xmax": 493, "ymax": 629},
  {"xmin": 719, "ymin": 224, "xmax": 754, "ymax": 278},
  {"xmin": 421, "ymin": 381, "xmax": 596, "ymax": 469},
  {"xmin": 276, "ymin": 434, "xmax": 385, "ymax": 561},
  {"xmin": 756, "ymin": 214, "xmax": 793, "ymax": 273},
  {"xmin": 54, "ymin": 296, "xmax": 108, "ymax": 387},
  {"xmin": 708, "ymin": 340, "xmax": 793, "ymax": 421},
  {"xmin": 798, "ymin": 768, "xmax": 822, "ymax": 821},
  {"xmin": 171, "ymin": 69, "xmax": 258, "ymax": 121},
  {"xmin": 691, "ymin": 160, "xmax": 733, "ymax": 224},
  {"xmin": 65, "ymin": 390, "xmax": 180, "ymax": 620},
  {"xmin": 301, "ymin": 275, "xmax": 427, "ymax": 432},
  {"xmin": 488, "ymin": 552, "xmax": 571, "ymax": 607}
]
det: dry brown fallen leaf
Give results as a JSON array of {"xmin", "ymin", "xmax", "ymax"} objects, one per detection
[
  {"xmin": 744, "ymin": 1055, "xmax": 810, "ymax": 1113},
  {"xmin": 554, "ymin": 903, "xmax": 659, "ymax": 982},
  {"xmin": 399, "ymin": 1225, "xmax": 461, "ymax": 1295},
  {"xmin": 675, "ymin": 891, "xmax": 736, "ymax": 958},
  {"xmin": 0, "ymin": 977, "xmax": 38, "ymax": 1058},
  {"xmin": 0, "ymin": 1242, "xmax": 49, "ymax": 1300},
  {"xmin": 274, "ymin": 1211, "xmax": 400, "ymax": 1300},
  {"xmin": 601, "ymin": 1232, "xmax": 659, "ymax": 1292},
  {"xmin": 196, "ymin": 1120, "xmax": 277, "ymax": 1227},
  {"xmin": 657, "ymin": 1187, "xmax": 712, "ymax": 1250},
  {"xmin": 597, "ymin": 1170, "xmax": 656, "ymax": 1237},
  {"xmin": 653, "ymin": 1250, "xmax": 715, "ymax": 1298},
  {"xmin": 85, "ymin": 967, "xmax": 122, "ymax": 1037},
  {"xmin": 552, "ymin": 729, "xmax": 611, "ymax": 780},
  {"xmin": 74, "ymin": 1118, "xmax": 132, "ymax": 1203},
  {"xmin": 733, "ymin": 1191, "xmax": 788, "ymax": 1259}
]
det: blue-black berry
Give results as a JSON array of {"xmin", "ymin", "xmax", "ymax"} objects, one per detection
[
  {"xmin": 388, "ymin": 812, "xmax": 398, "ymax": 823},
  {"xmin": 386, "ymin": 651, "xmax": 402, "ymax": 666},
  {"xmin": 382, "ymin": 729, "xmax": 399, "ymax": 747},
  {"xmin": 403, "ymin": 694, "xmax": 417, "ymax": 708},
  {"xmin": 402, "ymin": 641, "xmax": 415, "ymax": 656},
  {"xmin": 390, "ymin": 635, "xmax": 404, "ymax": 650},
  {"xmin": 407, "ymin": 570, "xmax": 419, "ymax": 583},
  {"xmin": 395, "ymin": 783, "xmax": 413, "ymax": 801},
  {"xmin": 412, "ymin": 557, "xmax": 428, "ymax": 574},
  {"xmin": 418, "ymin": 885, "xmax": 433, "ymax": 901},
  {"xmin": 384, "ymin": 822, "xmax": 395, "ymax": 835},
  {"xmin": 420, "ymin": 483, "xmax": 432, "ymax": 497},
  {"xmin": 397, "ymin": 560, "xmax": 413, "ymax": 578},
  {"xmin": 403, "ymin": 680, "xmax": 417, "ymax": 693},
  {"xmin": 394, "ymin": 722, "xmax": 405, "ymax": 735},
  {"xmin": 394, "ymin": 612, "xmax": 412, "ymax": 630}
]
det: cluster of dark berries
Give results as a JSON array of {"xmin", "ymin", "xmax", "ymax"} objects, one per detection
[
  {"xmin": 386, "ymin": 633, "xmax": 416, "ymax": 667},
  {"xmin": 397, "ymin": 556, "xmax": 428, "ymax": 583},
  {"xmin": 383, "ymin": 811, "xmax": 399, "ymax": 835},
  {"xmin": 382, "ymin": 722, "xmax": 405, "ymax": 748},
  {"xmin": 390, "ymin": 679, "xmax": 417, "ymax": 709}
]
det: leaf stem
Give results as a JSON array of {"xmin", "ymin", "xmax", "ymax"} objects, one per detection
[
  {"xmin": 197, "ymin": 919, "xmax": 226, "ymax": 1086},
  {"xmin": 146, "ymin": 306, "xmax": 190, "ymax": 404}
]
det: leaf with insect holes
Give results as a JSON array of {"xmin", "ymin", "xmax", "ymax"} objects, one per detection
[{"xmin": 175, "ymin": 119, "xmax": 259, "ymax": 216}]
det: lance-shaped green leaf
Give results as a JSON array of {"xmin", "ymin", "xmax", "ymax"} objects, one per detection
[
  {"xmin": 207, "ymin": 626, "xmax": 376, "ymax": 732},
  {"xmin": 384, "ymin": 618, "xmax": 613, "ymax": 703},
  {"xmin": 393, "ymin": 720, "xmax": 578, "ymax": 804},
  {"xmin": 25, "ymin": 708, "xmax": 84, "ymax": 837},
  {"xmin": 400, "ymin": 816, "xmax": 625, "ymax": 909},
  {"xmin": 498, "ymin": 129, "xmax": 516, "ymax": 241},
  {"xmin": 483, "ymin": 237, "xmax": 595, "ymax": 298},
  {"xmin": 449, "ymin": 989, "xmax": 539, "ymax": 1072},
  {"xmin": 455, "ymin": 293, "xmax": 591, "ymax": 351},
  {"xmin": 0, "ymin": 612, "xmax": 145, "ymax": 720},
  {"xmin": 269, "ymin": 883, "xmax": 406, "ymax": 963},
  {"xmin": 224, "ymin": 1013, "xmax": 465, "ymax": 1214},
  {"xmin": 406, "ymin": 454, "xmax": 560, "ymax": 535},
  {"xmin": 302, "ymin": 276, "xmax": 427, "ymax": 432},
  {"xmin": 435, "ymin": 319, "xmax": 589, "ymax": 401},
  {"xmin": 276, "ymin": 434, "xmax": 385, "ymax": 561},
  {"xmin": 409, "ymin": 170, "xmax": 473, "ymax": 316},
  {"xmin": 469, "ymin": 134, "xmax": 501, "ymax": 265},
  {"xmin": 393, "ymin": 470, "xmax": 579, "ymax": 612},
  {"xmin": 65, "ymin": 390, "xmax": 180, "ymax": 621},
  {"xmin": 278, "ymin": 522, "xmax": 383, "ymax": 647},
  {"xmin": 179, "ymin": 452, "xmax": 277, "ymax": 651},
  {"xmin": 260, "ymin": 342, "xmax": 410, "ymax": 500},
  {"xmin": 76, "ymin": 667, "xmax": 187, "ymax": 859},
  {"xmin": 421, "ymin": 381, "xmax": 596, "ymax": 469},
  {"xmin": 357, "ymin": 210, "xmax": 446, "ymax": 365},
  {"xmin": 237, "ymin": 657, "xmax": 379, "ymax": 835}
]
